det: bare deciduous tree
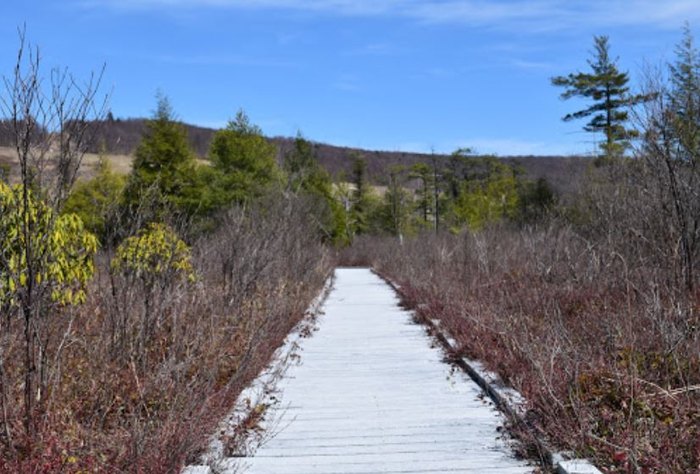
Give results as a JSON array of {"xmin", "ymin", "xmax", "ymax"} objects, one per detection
[
  {"xmin": 0, "ymin": 28, "xmax": 107, "ymax": 445},
  {"xmin": 634, "ymin": 26, "xmax": 700, "ymax": 292}
]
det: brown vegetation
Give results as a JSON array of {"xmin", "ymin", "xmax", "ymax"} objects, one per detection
[
  {"xmin": 0, "ymin": 146, "xmax": 133, "ymax": 182},
  {"xmin": 0, "ymin": 195, "xmax": 331, "ymax": 472},
  {"xmin": 340, "ymin": 213, "xmax": 700, "ymax": 472}
]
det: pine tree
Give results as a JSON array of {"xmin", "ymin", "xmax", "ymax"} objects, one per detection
[
  {"xmin": 208, "ymin": 109, "xmax": 280, "ymax": 205},
  {"xmin": 284, "ymin": 134, "xmax": 349, "ymax": 245},
  {"xmin": 380, "ymin": 165, "xmax": 413, "ymax": 240},
  {"xmin": 639, "ymin": 25, "xmax": 700, "ymax": 290},
  {"xmin": 63, "ymin": 157, "xmax": 126, "ymax": 242},
  {"xmin": 284, "ymin": 132, "xmax": 321, "ymax": 192},
  {"xmin": 668, "ymin": 24, "xmax": 700, "ymax": 162},
  {"xmin": 350, "ymin": 155, "xmax": 371, "ymax": 235},
  {"xmin": 410, "ymin": 162, "xmax": 434, "ymax": 226},
  {"xmin": 123, "ymin": 95, "xmax": 199, "ymax": 218},
  {"xmin": 552, "ymin": 35, "xmax": 644, "ymax": 158}
]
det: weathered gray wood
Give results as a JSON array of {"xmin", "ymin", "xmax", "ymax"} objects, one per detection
[
  {"xmin": 557, "ymin": 459, "xmax": 603, "ymax": 474},
  {"xmin": 181, "ymin": 466, "xmax": 212, "ymax": 474},
  {"xmin": 226, "ymin": 268, "xmax": 532, "ymax": 473}
]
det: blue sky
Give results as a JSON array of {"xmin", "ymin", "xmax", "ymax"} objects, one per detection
[{"xmin": 1, "ymin": 1, "xmax": 699, "ymax": 156}]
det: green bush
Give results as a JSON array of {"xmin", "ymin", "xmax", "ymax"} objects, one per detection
[
  {"xmin": 63, "ymin": 158, "xmax": 126, "ymax": 242},
  {"xmin": 0, "ymin": 182, "xmax": 98, "ymax": 309}
]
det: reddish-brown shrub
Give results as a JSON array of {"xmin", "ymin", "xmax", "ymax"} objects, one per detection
[
  {"xmin": 0, "ymin": 196, "xmax": 332, "ymax": 472},
  {"xmin": 340, "ymin": 226, "xmax": 700, "ymax": 473}
]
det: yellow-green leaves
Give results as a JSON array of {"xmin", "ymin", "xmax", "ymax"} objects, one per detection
[
  {"xmin": 62, "ymin": 158, "xmax": 126, "ymax": 242},
  {"xmin": 111, "ymin": 223, "xmax": 195, "ymax": 284},
  {"xmin": 451, "ymin": 161, "xmax": 520, "ymax": 231},
  {"xmin": 48, "ymin": 213, "xmax": 99, "ymax": 305},
  {"xmin": 0, "ymin": 182, "xmax": 98, "ymax": 309}
]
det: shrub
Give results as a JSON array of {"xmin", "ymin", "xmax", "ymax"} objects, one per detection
[
  {"xmin": 340, "ymin": 226, "xmax": 700, "ymax": 472},
  {"xmin": 63, "ymin": 158, "xmax": 126, "ymax": 243}
]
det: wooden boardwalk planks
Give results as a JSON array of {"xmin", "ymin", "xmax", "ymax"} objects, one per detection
[{"xmin": 230, "ymin": 268, "xmax": 533, "ymax": 474}]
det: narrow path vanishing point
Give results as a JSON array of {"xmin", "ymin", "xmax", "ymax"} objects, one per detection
[{"xmin": 231, "ymin": 268, "xmax": 532, "ymax": 474}]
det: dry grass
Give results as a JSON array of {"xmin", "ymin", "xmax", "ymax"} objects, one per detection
[
  {"xmin": 0, "ymin": 146, "xmax": 132, "ymax": 181},
  {"xmin": 0, "ymin": 195, "xmax": 332, "ymax": 473},
  {"xmin": 0, "ymin": 147, "xmax": 210, "ymax": 183},
  {"xmin": 78, "ymin": 151, "xmax": 134, "ymax": 177},
  {"xmin": 340, "ymin": 227, "xmax": 700, "ymax": 473}
]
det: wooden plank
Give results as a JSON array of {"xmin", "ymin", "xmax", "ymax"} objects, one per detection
[{"xmin": 225, "ymin": 268, "xmax": 532, "ymax": 473}]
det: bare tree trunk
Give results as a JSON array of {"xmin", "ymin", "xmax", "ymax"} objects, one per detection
[
  {"xmin": 22, "ymin": 304, "xmax": 33, "ymax": 439},
  {"xmin": 0, "ymin": 27, "xmax": 106, "ymax": 447}
]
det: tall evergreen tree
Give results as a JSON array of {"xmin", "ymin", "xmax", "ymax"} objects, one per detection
[
  {"xmin": 123, "ymin": 94, "xmax": 199, "ymax": 220},
  {"xmin": 410, "ymin": 162, "xmax": 434, "ymax": 226},
  {"xmin": 639, "ymin": 25, "xmax": 700, "ymax": 289},
  {"xmin": 207, "ymin": 109, "xmax": 280, "ymax": 206},
  {"xmin": 380, "ymin": 165, "xmax": 413, "ymax": 240},
  {"xmin": 668, "ymin": 24, "xmax": 700, "ymax": 162},
  {"xmin": 350, "ymin": 154, "xmax": 372, "ymax": 235},
  {"xmin": 552, "ymin": 35, "xmax": 644, "ymax": 158},
  {"xmin": 284, "ymin": 134, "xmax": 349, "ymax": 245},
  {"xmin": 284, "ymin": 133, "xmax": 320, "ymax": 192}
]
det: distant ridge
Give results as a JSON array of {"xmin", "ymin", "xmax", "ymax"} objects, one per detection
[
  {"xmin": 0, "ymin": 117, "xmax": 590, "ymax": 195},
  {"xmin": 87, "ymin": 118, "xmax": 215, "ymax": 157}
]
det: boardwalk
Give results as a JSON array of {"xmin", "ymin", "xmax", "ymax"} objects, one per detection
[{"xmin": 232, "ymin": 268, "xmax": 532, "ymax": 473}]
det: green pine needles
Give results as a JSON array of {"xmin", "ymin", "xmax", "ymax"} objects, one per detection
[{"xmin": 552, "ymin": 35, "xmax": 647, "ymax": 159}]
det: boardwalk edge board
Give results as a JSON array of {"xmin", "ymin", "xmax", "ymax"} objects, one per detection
[
  {"xmin": 555, "ymin": 457, "xmax": 604, "ymax": 474},
  {"xmin": 182, "ymin": 272, "xmax": 336, "ymax": 474},
  {"xmin": 373, "ymin": 270, "xmax": 603, "ymax": 474}
]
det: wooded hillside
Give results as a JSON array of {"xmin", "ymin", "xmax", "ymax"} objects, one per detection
[{"xmin": 0, "ymin": 117, "xmax": 587, "ymax": 194}]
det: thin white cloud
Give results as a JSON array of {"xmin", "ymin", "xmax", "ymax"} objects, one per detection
[
  {"xmin": 601, "ymin": 0, "xmax": 700, "ymax": 29},
  {"xmin": 510, "ymin": 59, "xmax": 556, "ymax": 71},
  {"xmin": 408, "ymin": 1, "xmax": 564, "ymax": 28},
  {"xmin": 75, "ymin": 0, "xmax": 700, "ymax": 31},
  {"xmin": 77, "ymin": 0, "xmax": 411, "ymax": 15}
]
